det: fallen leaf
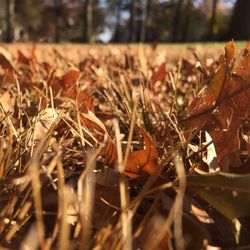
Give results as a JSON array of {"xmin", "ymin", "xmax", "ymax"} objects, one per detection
[
  {"xmin": 0, "ymin": 53, "xmax": 19, "ymax": 74},
  {"xmin": 0, "ymin": 46, "xmax": 12, "ymax": 61},
  {"xmin": 30, "ymin": 108, "xmax": 58, "ymax": 145},
  {"xmin": 18, "ymin": 50, "xmax": 30, "ymax": 66},
  {"xmin": 61, "ymin": 69, "xmax": 80, "ymax": 88},
  {"xmin": 151, "ymin": 63, "xmax": 166, "ymax": 86},
  {"xmin": 50, "ymin": 69, "xmax": 92, "ymax": 110},
  {"xmin": 51, "ymin": 69, "xmax": 80, "ymax": 93},
  {"xmin": 80, "ymin": 110, "xmax": 108, "ymax": 139},
  {"xmin": 96, "ymin": 127, "xmax": 158, "ymax": 178},
  {"xmin": 124, "ymin": 127, "xmax": 158, "ymax": 178},
  {"xmin": 187, "ymin": 173, "xmax": 250, "ymax": 220},
  {"xmin": 98, "ymin": 140, "xmax": 117, "ymax": 167},
  {"xmin": 0, "ymin": 91, "xmax": 14, "ymax": 114},
  {"xmin": 183, "ymin": 41, "xmax": 250, "ymax": 163}
]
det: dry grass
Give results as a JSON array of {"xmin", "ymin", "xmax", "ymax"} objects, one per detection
[{"xmin": 0, "ymin": 42, "xmax": 250, "ymax": 250}]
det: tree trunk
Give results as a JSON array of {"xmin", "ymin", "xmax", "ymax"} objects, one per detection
[
  {"xmin": 113, "ymin": 0, "xmax": 122, "ymax": 43},
  {"xmin": 140, "ymin": 0, "xmax": 149, "ymax": 43},
  {"xmin": 5, "ymin": 0, "xmax": 14, "ymax": 42},
  {"xmin": 128, "ymin": 0, "xmax": 136, "ymax": 43},
  {"xmin": 181, "ymin": 0, "xmax": 192, "ymax": 42},
  {"xmin": 208, "ymin": 0, "xmax": 218, "ymax": 40},
  {"xmin": 83, "ymin": 0, "xmax": 88, "ymax": 42},
  {"xmin": 83, "ymin": 0, "xmax": 93, "ymax": 43},
  {"xmin": 53, "ymin": 0, "xmax": 62, "ymax": 43},
  {"xmin": 172, "ymin": 0, "xmax": 184, "ymax": 42},
  {"xmin": 228, "ymin": 0, "xmax": 250, "ymax": 40},
  {"xmin": 87, "ymin": 0, "xmax": 93, "ymax": 42}
]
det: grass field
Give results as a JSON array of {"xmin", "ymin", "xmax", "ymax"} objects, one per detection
[{"xmin": 0, "ymin": 41, "xmax": 250, "ymax": 250}]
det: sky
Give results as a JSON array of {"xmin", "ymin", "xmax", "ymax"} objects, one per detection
[{"xmin": 194, "ymin": 0, "xmax": 236, "ymax": 7}]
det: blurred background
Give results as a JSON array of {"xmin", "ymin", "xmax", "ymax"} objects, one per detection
[{"xmin": 0, "ymin": 0, "xmax": 249, "ymax": 44}]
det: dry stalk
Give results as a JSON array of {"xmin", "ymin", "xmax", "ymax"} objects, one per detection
[
  {"xmin": 114, "ymin": 119, "xmax": 132, "ymax": 250},
  {"xmin": 29, "ymin": 157, "xmax": 45, "ymax": 249},
  {"xmin": 57, "ymin": 154, "xmax": 70, "ymax": 250},
  {"xmin": 78, "ymin": 152, "xmax": 96, "ymax": 249},
  {"xmin": 76, "ymin": 102, "xmax": 85, "ymax": 147},
  {"xmin": 172, "ymin": 152, "xmax": 186, "ymax": 250},
  {"xmin": 123, "ymin": 94, "xmax": 138, "ymax": 169}
]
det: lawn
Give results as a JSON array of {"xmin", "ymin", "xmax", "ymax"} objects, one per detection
[{"xmin": 0, "ymin": 41, "xmax": 250, "ymax": 250}]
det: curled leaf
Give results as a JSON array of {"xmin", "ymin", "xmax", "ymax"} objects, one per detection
[
  {"xmin": 80, "ymin": 110, "xmax": 108, "ymax": 140},
  {"xmin": 124, "ymin": 128, "xmax": 158, "ymax": 178},
  {"xmin": 183, "ymin": 41, "xmax": 250, "ymax": 162}
]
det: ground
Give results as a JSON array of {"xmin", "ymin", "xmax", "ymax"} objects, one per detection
[{"xmin": 0, "ymin": 41, "xmax": 250, "ymax": 250}]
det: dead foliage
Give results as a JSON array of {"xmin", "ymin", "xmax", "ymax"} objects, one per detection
[{"xmin": 0, "ymin": 42, "xmax": 250, "ymax": 250}]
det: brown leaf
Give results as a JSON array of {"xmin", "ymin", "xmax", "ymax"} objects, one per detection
[
  {"xmin": 0, "ymin": 53, "xmax": 18, "ymax": 74},
  {"xmin": 181, "ymin": 58, "xmax": 195, "ymax": 76},
  {"xmin": 51, "ymin": 69, "xmax": 80, "ymax": 92},
  {"xmin": 17, "ymin": 50, "xmax": 30, "ymax": 66},
  {"xmin": 51, "ymin": 69, "xmax": 82, "ymax": 103},
  {"xmin": 183, "ymin": 41, "xmax": 250, "ymax": 163},
  {"xmin": 17, "ymin": 45, "xmax": 37, "ymax": 69},
  {"xmin": 151, "ymin": 63, "xmax": 166, "ymax": 86},
  {"xmin": 49, "ymin": 69, "xmax": 93, "ymax": 111},
  {"xmin": 97, "ymin": 127, "xmax": 158, "ymax": 179},
  {"xmin": 61, "ymin": 69, "xmax": 80, "ymax": 88},
  {"xmin": 80, "ymin": 110, "xmax": 107, "ymax": 141},
  {"xmin": 225, "ymin": 40, "xmax": 235, "ymax": 65},
  {"xmin": 124, "ymin": 128, "xmax": 158, "ymax": 178},
  {"xmin": 98, "ymin": 140, "xmax": 117, "ymax": 167},
  {"xmin": 0, "ymin": 70, "xmax": 15, "ymax": 83},
  {"xmin": 30, "ymin": 44, "xmax": 38, "ymax": 67},
  {"xmin": 42, "ymin": 62, "xmax": 53, "ymax": 75}
]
